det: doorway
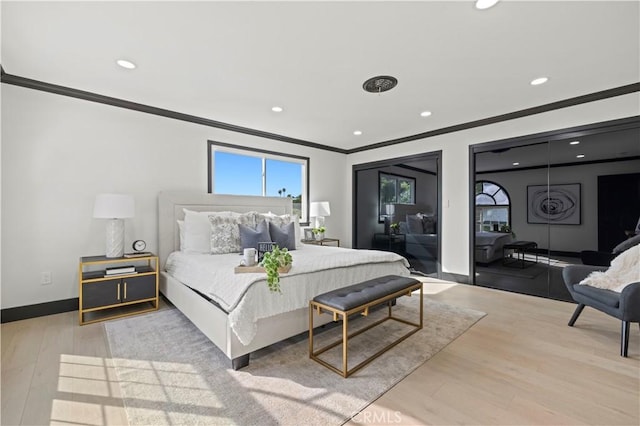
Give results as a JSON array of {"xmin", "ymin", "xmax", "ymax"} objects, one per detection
[{"xmin": 353, "ymin": 151, "xmax": 441, "ymax": 277}]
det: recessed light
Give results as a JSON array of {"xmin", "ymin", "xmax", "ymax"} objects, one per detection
[
  {"xmin": 569, "ymin": 141, "xmax": 580, "ymax": 145},
  {"xmin": 271, "ymin": 106, "xmax": 283, "ymax": 113},
  {"xmin": 512, "ymin": 162, "xmax": 520, "ymax": 166},
  {"xmin": 420, "ymin": 111, "xmax": 432, "ymax": 117},
  {"xmin": 530, "ymin": 77, "xmax": 548, "ymax": 86},
  {"xmin": 576, "ymin": 154, "xmax": 585, "ymax": 158},
  {"xmin": 353, "ymin": 130, "xmax": 362, "ymax": 136},
  {"xmin": 475, "ymin": 0, "xmax": 500, "ymax": 10},
  {"xmin": 116, "ymin": 59, "xmax": 136, "ymax": 69}
]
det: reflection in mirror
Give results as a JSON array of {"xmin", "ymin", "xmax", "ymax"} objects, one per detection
[
  {"xmin": 354, "ymin": 154, "xmax": 440, "ymax": 277},
  {"xmin": 473, "ymin": 123, "xmax": 640, "ymax": 302}
]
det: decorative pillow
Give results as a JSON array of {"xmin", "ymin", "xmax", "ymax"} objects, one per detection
[
  {"xmin": 239, "ymin": 220, "xmax": 271, "ymax": 251},
  {"xmin": 291, "ymin": 215, "xmax": 303, "ymax": 249},
  {"xmin": 268, "ymin": 221, "xmax": 296, "ymax": 251},
  {"xmin": 258, "ymin": 212, "xmax": 290, "ymax": 226},
  {"xmin": 422, "ymin": 216, "xmax": 437, "ymax": 234},
  {"xmin": 260, "ymin": 212, "xmax": 303, "ymax": 249},
  {"xmin": 209, "ymin": 212, "xmax": 256, "ymax": 254},
  {"xmin": 406, "ymin": 214, "xmax": 424, "ymax": 234},
  {"xmin": 181, "ymin": 209, "xmax": 238, "ymax": 253},
  {"xmin": 612, "ymin": 233, "xmax": 640, "ymax": 254}
]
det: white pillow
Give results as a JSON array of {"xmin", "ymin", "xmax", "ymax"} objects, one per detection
[
  {"xmin": 181, "ymin": 209, "xmax": 236, "ymax": 253},
  {"xmin": 177, "ymin": 220, "xmax": 185, "ymax": 251}
]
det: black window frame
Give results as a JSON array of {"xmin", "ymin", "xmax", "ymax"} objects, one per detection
[{"xmin": 207, "ymin": 140, "xmax": 310, "ymax": 224}]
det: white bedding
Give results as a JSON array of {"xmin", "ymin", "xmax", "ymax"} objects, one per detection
[
  {"xmin": 476, "ymin": 231, "xmax": 512, "ymax": 246},
  {"xmin": 165, "ymin": 245, "xmax": 410, "ymax": 345}
]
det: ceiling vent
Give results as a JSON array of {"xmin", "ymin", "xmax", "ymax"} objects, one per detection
[{"xmin": 363, "ymin": 75, "xmax": 398, "ymax": 93}]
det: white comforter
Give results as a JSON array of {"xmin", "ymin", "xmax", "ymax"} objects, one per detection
[{"xmin": 165, "ymin": 245, "xmax": 410, "ymax": 344}]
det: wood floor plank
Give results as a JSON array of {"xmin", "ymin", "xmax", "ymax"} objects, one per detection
[{"xmin": 2, "ymin": 281, "xmax": 638, "ymax": 425}]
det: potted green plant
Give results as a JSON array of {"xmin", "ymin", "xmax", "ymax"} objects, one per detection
[
  {"xmin": 390, "ymin": 222, "xmax": 400, "ymax": 234},
  {"xmin": 312, "ymin": 226, "xmax": 326, "ymax": 241},
  {"xmin": 260, "ymin": 246, "xmax": 293, "ymax": 293}
]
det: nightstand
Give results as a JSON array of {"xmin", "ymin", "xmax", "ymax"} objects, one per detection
[
  {"xmin": 78, "ymin": 254, "xmax": 159, "ymax": 325},
  {"xmin": 373, "ymin": 233, "xmax": 406, "ymax": 255},
  {"xmin": 301, "ymin": 238, "xmax": 340, "ymax": 247}
]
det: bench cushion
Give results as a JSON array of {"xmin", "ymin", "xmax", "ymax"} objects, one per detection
[{"xmin": 313, "ymin": 275, "xmax": 420, "ymax": 311}]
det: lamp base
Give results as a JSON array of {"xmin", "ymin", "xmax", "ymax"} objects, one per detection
[{"xmin": 105, "ymin": 219, "xmax": 125, "ymax": 258}]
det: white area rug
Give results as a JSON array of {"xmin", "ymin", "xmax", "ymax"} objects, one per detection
[{"xmin": 105, "ymin": 296, "xmax": 485, "ymax": 425}]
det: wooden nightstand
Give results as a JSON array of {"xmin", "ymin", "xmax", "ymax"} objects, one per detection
[
  {"xmin": 78, "ymin": 254, "xmax": 159, "ymax": 325},
  {"xmin": 301, "ymin": 238, "xmax": 340, "ymax": 247}
]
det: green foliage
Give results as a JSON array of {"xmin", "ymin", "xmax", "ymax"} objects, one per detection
[
  {"xmin": 312, "ymin": 226, "xmax": 326, "ymax": 234},
  {"xmin": 260, "ymin": 246, "xmax": 293, "ymax": 293}
]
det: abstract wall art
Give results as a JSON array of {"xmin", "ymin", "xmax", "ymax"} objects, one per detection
[{"xmin": 527, "ymin": 183, "xmax": 581, "ymax": 225}]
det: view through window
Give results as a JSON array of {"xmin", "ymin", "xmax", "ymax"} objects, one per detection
[
  {"xmin": 208, "ymin": 142, "xmax": 309, "ymax": 222},
  {"xmin": 379, "ymin": 172, "xmax": 416, "ymax": 221},
  {"xmin": 475, "ymin": 180, "xmax": 511, "ymax": 231}
]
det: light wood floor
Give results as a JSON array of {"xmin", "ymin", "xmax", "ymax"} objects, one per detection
[{"xmin": 2, "ymin": 281, "xmax": 638, "ymax": 425}]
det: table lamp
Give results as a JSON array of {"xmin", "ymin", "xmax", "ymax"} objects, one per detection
[
  {"xmin": 310, "ymin": 201, "xmax": 331, "ymax": 229},
  {"xmin": 93, "ymin": 193, "xmax": 135, "ymax": 258}
]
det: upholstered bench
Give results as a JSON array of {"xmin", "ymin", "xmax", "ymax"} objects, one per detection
[{"xmin": 309, "ymin": 275, "xmax": 423, "ymax": 377}]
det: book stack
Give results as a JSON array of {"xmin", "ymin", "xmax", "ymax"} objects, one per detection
[
  {"xmin": 105, "ymin": 265, "xmax": 137, "ymax": 276},
  {"xmin": 124, "ymin": 252, "xmax": 152, "ymax": 258}
]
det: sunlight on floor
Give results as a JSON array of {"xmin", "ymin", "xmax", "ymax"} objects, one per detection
[
  {"xmin": 414, "ymin": 277, "xmax": 459, "ymax": 295},
  {"xmin": 49, "ymin": 354, "xmax": 125, "ymax": 425}
]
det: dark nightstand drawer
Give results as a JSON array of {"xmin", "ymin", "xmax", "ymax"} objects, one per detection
[
  {"xmin": 123, "ymin": 274, "xmax": 156, "ymax": 302},
  {"xmin": 82, "ymin": 278, "xmax": 121, "ymax": 309}
]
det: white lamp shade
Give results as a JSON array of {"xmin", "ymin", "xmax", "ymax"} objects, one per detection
[
  {"xmin": 93, "ymin": 194, "xmax": 135, "ymax": 219},
  {"xmin": 385, "ymin": 204, "xmax": 395, "ymax": 215},
  {"xmin": 310, "ymin": 201, "xmax": 331, "ymax": 217}
]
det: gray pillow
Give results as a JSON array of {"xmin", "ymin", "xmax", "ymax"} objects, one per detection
[
  {"xmin": 422, "ymin": 216, "xmax": 436, "ymax": 234},
  {"xmin": 268, "ymin": 221, "xmax": 296, "ymax": 251},
  {"xmin": 239, "ymin": 219, "xmax": 271, "ymax": 251},
  {"xmin": 612, "ymin": 233, "xmax": 640, "ymax": 254},
  {"xmin": 406, "ymin": 215, "xmax": 424, "ymax": 234}
]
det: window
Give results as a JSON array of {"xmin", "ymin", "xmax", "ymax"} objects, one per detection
[
  {"xmin": 208, "ymin": 141, "xmax": 309, "ymax": 222},
  {"xmin": 475, "ymin": 181, "xmax": 511, "ymax": 232},
  {"xmin": 379, "ymin": 172, "xmax": 416, "ymax": 221}
]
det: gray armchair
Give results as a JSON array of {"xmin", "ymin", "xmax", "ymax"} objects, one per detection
[{"xmin": 562, "ymin": 265, "xmax": 640, "ymax": 357}]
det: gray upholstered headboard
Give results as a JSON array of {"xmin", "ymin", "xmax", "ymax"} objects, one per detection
[{"xmin": 158, "ymin": 191, "xmax": 293, "ymax": 269}]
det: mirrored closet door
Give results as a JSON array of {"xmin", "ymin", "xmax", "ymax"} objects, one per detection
[
  {"xmin": 353, "ymin": 152, "xmax": 441, "ymax": 278},
  {"xmin": 472, "ymin": 118, "xmax": 640, "ymax": 301}
]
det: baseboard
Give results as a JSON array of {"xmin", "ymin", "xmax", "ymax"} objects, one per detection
[
  {"xmin": 440, "ymin": 272, "xmax": 470, "ymax": 284},
  {"xmin": 530, "ymin": 248, "xmax": 581, "ymax": 258},
  {"xmin": 1, "ymin": 298, "xmax": 79, "ymax": 323}
]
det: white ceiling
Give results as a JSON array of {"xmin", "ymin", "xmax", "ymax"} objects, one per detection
[{"xmin": 2, "ymin": 1, "xmax": 639, "ymax": 152}]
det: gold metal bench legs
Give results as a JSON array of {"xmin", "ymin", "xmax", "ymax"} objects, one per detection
[{"xmin": 309, "ymin": 283, "xmax": 423, "ymax": 377}]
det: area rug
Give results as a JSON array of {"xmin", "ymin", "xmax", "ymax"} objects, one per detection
[{"xmin": 104, "ymin": 296, "xmax": 485, "ymax": 425}]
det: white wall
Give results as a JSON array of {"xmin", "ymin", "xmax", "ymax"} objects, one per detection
[
  {"xmin": 2, "ymin": 84, "xmax": 638, "ymax": 309},
  {"xmin": 345, "ymin": 93, "xmax": 640, "ymax": 276},
  {"xmin": 0, "ymin": 85, "xmax": 346, "ymax": 309}
]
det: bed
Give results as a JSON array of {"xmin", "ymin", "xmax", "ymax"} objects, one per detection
[
  {"xmin": 158, "ymin": 191, "xmax": 411, "ymax": 369},
  {"xmin": 392, "ymin": 204, "xmax": 439, "ymax": 274},
  {"xmin": 475, "ymin": 231, "xmax": 514, "ymax": 264}
]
